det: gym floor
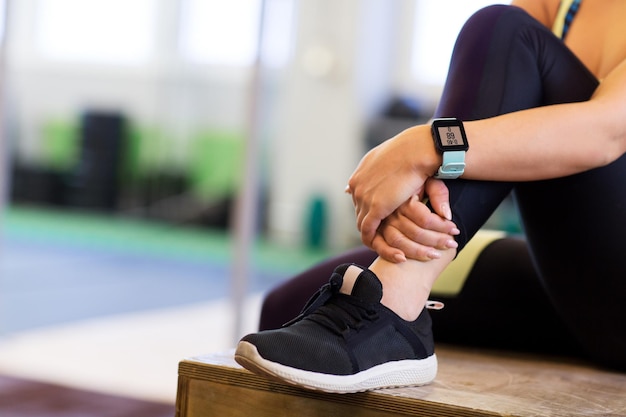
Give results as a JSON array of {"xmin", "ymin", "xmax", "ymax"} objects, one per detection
[{"xmin": 0, "ymin": 205, "xmax": 334, "ymax": 403}]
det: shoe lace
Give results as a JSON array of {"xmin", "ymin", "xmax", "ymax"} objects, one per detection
[
  {"xmin": 281, "ymin": 277, "xmax": 341, "ymax": 328},
  {"xmin": 307, "ymin": 295, "xmax": 378, "ymax": 336},
  {"xmin": 307, "ymin": 297, "xmax": 445, "ymax": 336},
  {"xmin": 281, "ymin": 270, "xmax": 445, "ymax": 332}
]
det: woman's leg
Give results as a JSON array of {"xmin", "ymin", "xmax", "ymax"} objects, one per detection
[
  {"xmin": 429, "ymin": 5, "xmax": 611, "ymax": 361},
  {"xmin": 432, "ymin": 6, "xmax": 626, "ymax": 369}
]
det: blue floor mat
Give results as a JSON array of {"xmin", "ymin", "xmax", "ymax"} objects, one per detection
[
  {"xmin": 0, "ymin": 206, "xmax": 335, "ymax": 335},
  {"xmin": 0, "ymin": 235, "xmax": 284, "ymax": 335}
]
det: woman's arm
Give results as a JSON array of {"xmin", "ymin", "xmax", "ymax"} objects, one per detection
[
  {"xmin": 349, "ymin": 58, "xmax": 626, "ymax": 249},
  {"xmin": 464, "ymin": 59, "xmax": 626, "ymax": 181}
]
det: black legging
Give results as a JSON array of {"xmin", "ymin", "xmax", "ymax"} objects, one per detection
[{"xmin": 259, "ymin": 5, "xmax": 626, "ymax": 371}]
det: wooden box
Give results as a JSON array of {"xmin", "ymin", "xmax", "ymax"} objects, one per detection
[{"xmin": 176, "ymin": 345, "xmax": 626, "ymax": 417}]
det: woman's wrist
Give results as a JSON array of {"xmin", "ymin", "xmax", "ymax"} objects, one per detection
[{"xmin": 403, "ymin": 124, "xmax": 443, "ymax": 178}]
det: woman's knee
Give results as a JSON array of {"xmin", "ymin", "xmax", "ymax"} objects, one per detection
[{"xmin": 454, "ymin": 4, "xmax": 532, "ymax": 52}]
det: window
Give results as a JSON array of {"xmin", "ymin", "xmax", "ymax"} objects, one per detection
[
  {"xmin": 179, "ymin": 0, "xmax": 294, "ymax": 67},
  {"xmin": 259, "ymin": 0, "xmax": 295, "ymax": 68},
  {"xmin": 0, "ymin": 0, "xmax": 6, "ymax": 45},
  {"xmin": 411, "ymin": 0, "xmax": 509, "ymax": 85},
  {"xmin": 36, "ymin": 0, "xmax": 156, "ymax": 65}
]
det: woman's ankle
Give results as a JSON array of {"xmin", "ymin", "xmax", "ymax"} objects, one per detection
[{"xmin": 369, "ymin": 259, "xmax": 432, "ymax": 321}]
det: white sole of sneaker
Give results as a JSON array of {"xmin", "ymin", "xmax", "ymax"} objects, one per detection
[{"xmin": 234, "ymin": 341, "xmax": 438, "ymax": 394}]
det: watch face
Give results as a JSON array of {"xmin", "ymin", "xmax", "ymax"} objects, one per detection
[
  {"xmin": 431, "ymin": 118, "xmax": 469, "ymax": 152},
  {"xmin": 437, "ymin": 125, "xmax": 465, "ymax": 147}
]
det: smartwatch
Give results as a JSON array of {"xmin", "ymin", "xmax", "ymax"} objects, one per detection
[{"xmin": 431, "ymin": 118, "xmax": 469, "ymax": 179}]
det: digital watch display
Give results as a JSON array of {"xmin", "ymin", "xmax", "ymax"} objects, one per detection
[{"xmin": 431, "ymin": 118, "xmax": 469, "ymax": 179}]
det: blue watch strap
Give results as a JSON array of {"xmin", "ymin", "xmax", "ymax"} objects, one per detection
[{"xmin": 434, "ymin": 150, "xmax": 466, "ymax": 179}]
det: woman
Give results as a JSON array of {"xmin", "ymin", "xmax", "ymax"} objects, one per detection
[{"xmin": 235, "ymin": 0, "xmax": 626, "ymax": 393}]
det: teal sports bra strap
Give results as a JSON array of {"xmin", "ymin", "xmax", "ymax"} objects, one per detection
[{"xmin": 552, "ymin": 0, "xmax": 581, "ymax": 40}]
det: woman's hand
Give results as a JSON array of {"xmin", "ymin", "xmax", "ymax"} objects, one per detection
[
  {"xmin": 372, "ymin": 178, "xmax": 460, "ymax": 262},
  {"xmin": 347, "ymin": 124, "xmax": 440, "ymax": 248}
]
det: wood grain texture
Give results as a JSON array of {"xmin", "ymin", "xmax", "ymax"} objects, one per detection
[{"xmin": 176, "ymin": 345, "xmax": 626, "ymax": 417}]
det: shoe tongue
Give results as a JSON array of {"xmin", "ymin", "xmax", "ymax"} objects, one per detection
[{"xmin": 350, "ymin": 269, "xmax": 383, "ymax": 304}]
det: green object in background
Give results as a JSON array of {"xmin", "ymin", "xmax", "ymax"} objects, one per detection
[
  {"xmin": 38, "ymin": 118, "xmax": 246, "ymax": 205},
  {"xmin": 305, "ymin": 194, "xmax": 328, "ymax": 249},
  {"xmin": 41, "ymin": 119, "xmax": 79, "ymax": 171},
  {"xmin": 124, "ymin": 124, "xmax": 170, "ymax": 181},
  {"xmin": 188, "ymin": 130, "xmax": 244, "ymax": 201},
  {"xmin": 40, "ymin": 118, "xmax": 169, "ymax": 180}
]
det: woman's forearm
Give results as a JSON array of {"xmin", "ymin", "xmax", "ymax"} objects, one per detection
[
  {"xmin": 460, "ymin": 60, "xmax": 626, "ymax": 181},
  {"xmin": 462, "ymin": 102, "xmax": 609, "ymax": 180},
  {"xmin": 349, "ymin": 59, "xmax": 626, "ymax": 247}
]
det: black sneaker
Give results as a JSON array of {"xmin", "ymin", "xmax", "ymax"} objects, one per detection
[{"xmin": 235, "ymin": 264, "xmax": 437, "ymax": 393}]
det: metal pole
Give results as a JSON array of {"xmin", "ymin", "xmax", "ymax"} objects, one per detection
[
  {"xmin": 231, "ymin": 0, "xmax": 267, "ymax": 343},
  {"xmin": 0, "ymin": 0, "xmax": 10, "ymax": 223},
  {"xmin": 0, "ymin": 0, "xmax": 10, "ymax": 337}
]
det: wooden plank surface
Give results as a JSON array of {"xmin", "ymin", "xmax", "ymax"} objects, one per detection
[{"xmin": 176, "ymin": 345, "xmax": 626, "ymax": 417}]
